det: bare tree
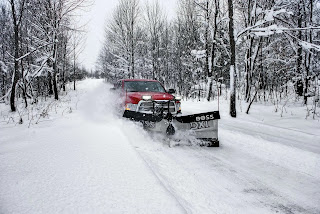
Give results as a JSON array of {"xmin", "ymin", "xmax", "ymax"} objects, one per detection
[
  {"xmin": 145, "ymin": 0, "xmax": 165, "ymax": 79},
  {"xmin": 105, "ymin": 0, "xmax": 140, "ymax": 79},
  {"xmin": 228, "ymin": 0, "xmax": 236, "ymax": 117},
  {"xmin": 8, "ymin": 0, "xmax": 26, "ymax": 111},
  {"xmin": 0, "ymin": 0, "xmax": 89, "ymax": 112}
]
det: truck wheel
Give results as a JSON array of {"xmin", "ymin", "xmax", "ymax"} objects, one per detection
[{"xmin": 166, "ymin": 124, "xmax": 175, "ymax": 136}]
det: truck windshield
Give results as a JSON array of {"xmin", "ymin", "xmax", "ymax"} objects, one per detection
[{"xmin": 124, "ymin": 81, "xmax": 166, "ymax": 93}]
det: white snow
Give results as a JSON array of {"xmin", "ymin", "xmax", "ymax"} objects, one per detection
[
  {"xmin": 191, "ymin": 50, "xmax": 206, "ymax": 59},
  {"xmin": 300, "ymin": 40, "xmax": 320, "ymax": 52},
  {"xmin": 1, "ymin": 79, "xmax": 320, "ymax": 213},
  {"xmin": 265, "ymin": 9, "xmax": 290, "ymax": 22},
  {"xmin": 253, "ymin": 24, "xmax": 285, "ymax": 37},
  {"xmin": 0, "ymin": 80, "xmax": 185, "ymax": 213}
]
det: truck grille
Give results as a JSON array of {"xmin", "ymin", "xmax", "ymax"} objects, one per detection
[{"xmin": 138, "ymin": 101, "xmax": 176, "ymax": 113}]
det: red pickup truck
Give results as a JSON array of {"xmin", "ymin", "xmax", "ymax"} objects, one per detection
[
  {"xmin": 113, "ymin": 79, "xmax": 181, "ymax": 114},
  {"xmin": 112, "ymin": 79, "xmax": 220, "ymax": 147}
]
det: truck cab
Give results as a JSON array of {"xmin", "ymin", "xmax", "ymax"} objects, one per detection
[{"xmin": 113, "ymin": 79, "xmax": 181, "ymax": 114}]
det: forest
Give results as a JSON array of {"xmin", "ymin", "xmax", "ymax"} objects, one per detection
[
  {"xmin": 0, "ymin": 0, "xmax": 89, "ymax": 113},
  {"xmin": 97, "ymin": 0, "xmax": 320, "ymax": 117},
  {"xmin": 0, "ymin": 0, "xmax": 320, "ymax": 118}
]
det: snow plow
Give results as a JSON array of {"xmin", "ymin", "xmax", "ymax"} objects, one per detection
[
  {"xmin": 112, "ymin": 79, "xmax": 220, "ymax": 147},
  {"xmin": 123, "ymin": 102, "xmax": 220, "ymax": 147}
]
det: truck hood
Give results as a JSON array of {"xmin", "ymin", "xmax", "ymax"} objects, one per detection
[{"xmin": 125, "ymin": 92, "xmax": 174, "ymax": 104}]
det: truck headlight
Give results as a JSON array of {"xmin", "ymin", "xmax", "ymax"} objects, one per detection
[
  {"xmin": 175, "ymin": 95, "xmax": 182, "ymax": 101},
  {"xmin": 142, "ymin": 95, "xmax": 152, "ymax": 100},
  {"xmin": 125, "ymin": 103, "xmax": 138, "ymax": 111}
]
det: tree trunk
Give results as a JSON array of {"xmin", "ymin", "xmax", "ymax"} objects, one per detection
[
  {"xmin": 245, "ymin": 37, "xmax": 254, "ymax": 102},
  {"xmin": 207, "ymin": 0, "xmax": 219, "ymax": 102},
  {"xmin": 9, "ymin": 0, "xmax": 20, "ymax": 112},
  {"xmin": 205, "ymin": 1, "xmax": 209, "ymax": 78},
  {"xmin": 53, "ymin": 72, "xmax": 58, "ymax": 100},
  {"xmin": 304, "ymin": 0, "xmax": 313, "ymax": 105},
  {"xmin": 152, "ymin": 41, "xmax": 155, "ymax": 79},
  {"xmin": 52, "ymin": 17, "xmax": 59, "ymax": 100},
  {"xmin": 228, "ymin": 0, "xmax": 236, "ymax": 117},
  {"xmin": 131, "ymin": 41, "xmax": 135, "ymax": 79},
  {"xmin": 62, "ymin": 52, "xmax": 66, "ymax": 92},
  {"xmin": 73, "ymin": 64, "xmax": 76, "ymax": 90},
  {"xmin": 130, "ymin": 4, "xmax": 135, "ymax": 79},
  {"xmin": 207, "ymin": 79, "xmax": 213, "ymax": 101},
  {"xmin": 73, "ymin": 41, "xmax": 76, "ymax": 90},
  {"xmin": 246, "ymin": 90, "xmax": 258, "ymax": 114},
  {"xmin": 48, "ymin": 72, "xmax": 53, "ymax": 95},
  {"xmin": 20, "ymin": 60, "xmax": 27, "ymax": 108},
  {"xmin": 297, "ymin": 1, "xmax": 303, "ymax": 98}
]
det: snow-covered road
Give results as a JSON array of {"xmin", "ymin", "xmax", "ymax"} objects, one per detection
[{"xmin": 1, "ymin": 79, "xmax": 319, "ymax": 213}]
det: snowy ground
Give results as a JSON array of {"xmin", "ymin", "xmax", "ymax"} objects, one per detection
[{"xmin": 1, "ymin": 79, "xmax": 319, "ymax": 214}]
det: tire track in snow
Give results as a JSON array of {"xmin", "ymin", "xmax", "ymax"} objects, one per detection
[
  {"xmin": 123, "ymin": 120, "xmax": 320, "ymax": 213},
  {"xmin": 220, "ymin": 120, "xmax": 320, "ymax": 154},
  {"xmin": 129, "ymin": 136, "xmax": 320, "ymax": 214},
  {"xmin": 197, "ymin": 147, "xmax": 319, "ymax": 214},
  {"xmin": 95, "ymin": 81, "xmax": 189, "ymax": 213}
]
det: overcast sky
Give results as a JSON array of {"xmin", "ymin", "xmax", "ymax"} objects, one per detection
[{"xmin": 78, "ymin": 0, "xmax": 178, "ymax": 71}]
